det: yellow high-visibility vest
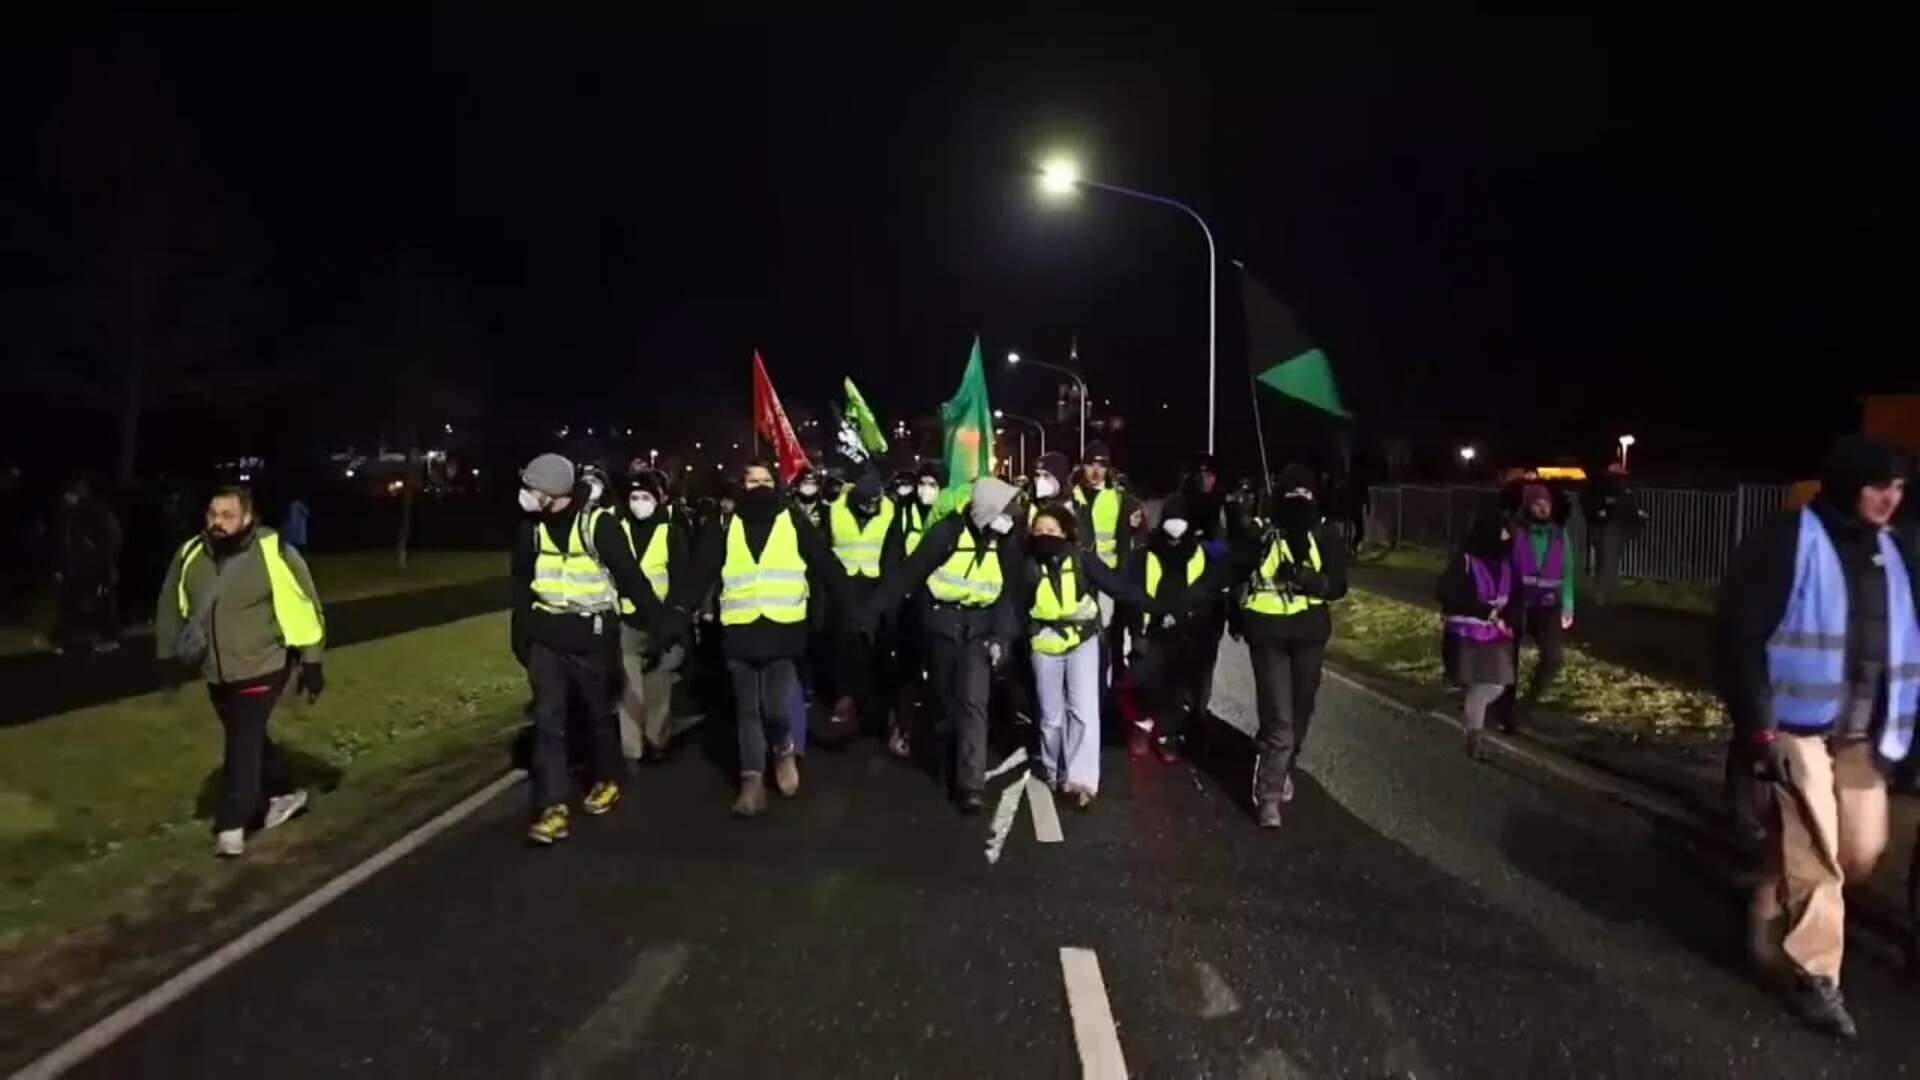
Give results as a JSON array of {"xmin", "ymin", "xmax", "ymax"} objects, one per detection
[
  {"xmin": 1029, "ymin": 558, "xmax": 1099, "ymax": 656},
  {"xmin": 926, "ymin": 525, "xmax": 1004, "ymax": 607},
  {"xmin": 1145, "ymin": 546, "xmax": 1207, "ymax": 599},
  {"xmin": 1074, "ymin": 487, "xmax": 1124, "ymax": 567},
  {"xmin": 719, "ymin": 512, "xmax": 809, "ymax": 625},
  {"xmin": 175, "ymin": 529, "xmax": 324, "ymax": 647},
  {"xmin": 902, "ymin": 502, "xmax": 931, "ymax": 555},
  {"xmin": 830, "ymin": 492, "xmax": 896, "ymax": 579},
  {"xmin": 532, "ymin": 509, "xmax": 620, "ymax": 616},
  {"xmin": 1244, "ymin": 532, "xmax": 1324, "ymax": 617},
  {"xmin": 616, "ymin": 518, "xmax": 672, "ymax": 616}
]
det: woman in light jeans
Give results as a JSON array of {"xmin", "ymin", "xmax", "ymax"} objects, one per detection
[{"xmin": 1015, "ymin": 507, "xmax": 1156, "ymax": 808}]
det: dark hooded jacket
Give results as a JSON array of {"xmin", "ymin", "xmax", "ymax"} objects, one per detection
[{"xmin": 691, "ymin": 487, "xmax": 849, "ymax": 662}]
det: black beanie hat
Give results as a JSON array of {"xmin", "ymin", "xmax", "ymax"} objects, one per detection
[{"xmin": 1819, "ymin": 436, "xmax": 1908, "ymax": 511}]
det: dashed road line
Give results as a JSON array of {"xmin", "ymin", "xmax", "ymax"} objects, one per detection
[
  {"xmin": 1059, "ymin": 947, "xmax": 1128, "ymax": 1080},
  {"xmin": 985, "ymin": 777, "xmax": 1028, "ymax": 865},
  {"xmin": 1025, "ymin": 775, "xmax": 1064, "ymax": 843},
  {"xmin": 535, "ymin": 942, "xmax": 691, "ymax": 1080}
]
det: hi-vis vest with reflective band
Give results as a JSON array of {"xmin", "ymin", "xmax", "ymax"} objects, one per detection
[
  {"xmin": 1074, "ymin": 487, "xmax": 1124, "ymax": 567},
  {"xmin": 615, "ymin": 518, "xmax": 672, "ymax": 617},
  {"xmin": 902, "ymin": 502, "xmax": 931, "ymax": 555},
  {"xmin": 720, "ymin": 512, "xmax": 809, "ymax": 625},
  {"xmin": 1244, "ymin": 531, "xmax": 1324, "ymax": 616},
  {"xmin": 1145, "ymin": 546, "xmax": 1207, "ymax": 599},
  {"xmin": 830, "ymin": 492, "xmax": 895, "ymax": 579},
  {"xmin": 175, "ymin": 530, "xmax": 324, "ymax": 647},
  {"xmin": 1029, "ymin": 557, "xmax": 1099, "ymax": 656},
  {"xmin": 927, "ymin": 524, "xmax": 1004, "ymax": 607},
  {"xmin": 533, "ymin": 510, "xmax": 620, "ymax": 616}
]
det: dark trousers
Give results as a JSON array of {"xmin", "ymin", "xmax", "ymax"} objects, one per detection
[
  {"xmin": 528, "ymin": 640, "xmax": 622, "ymax": 809},
  {"xmin": 210, "ymin": 668, "xmax": 291, "ymax": 832},
  {"xmin": 1194, "ymin": 606, "xmax": 1226, "ymax": 719},
  {"xmin": 1131, "ymin": 630, "xmax": 1210, "ymax": 740},
  {"xmin": 1493, "ymin": 610, "xmax": 1565, "ymax": 724},
  {"xmin": 1248, "ymin": 637, "xmax": 1326, "ymax": 805},
  {"xmin": 728, "ymin": 657, "xmax": 798, "ymax": 774},
  {"xmin": 924, "ymin": 611, "xmax": 994, "ymax": 797},
  {"xmin": 835, "ymin": 579, "xmax": 890, "ymax": 724}
]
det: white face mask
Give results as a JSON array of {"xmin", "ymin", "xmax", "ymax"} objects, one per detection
[
  {"xmin": 798, "ymin": 482, "xmax": 819, "ymax": 498},
  {"xmin": 895, "ymin": 485, "xmax": 913, "ymax": 500},
  {"xmin": 1162, "ymin": 518, "xmax": 1189, "ymax": 540},
  {"xmin": 988, "ymin": 514, "xmax": 1014, "ymax": 535},
  {"xmin": 518, "ymin": 488, "xmax": 548, "ymax": 514},
  {"xmin": 630, "ymin": 494, "xmax": 657, "ymax": 520},
  {"xmin": 1034, "ymin": 474, "xmax": 1060, "ymax": 499},
  {"xmin": 917, "ymin": 483, "xmax": 940, "ymax": 506}
]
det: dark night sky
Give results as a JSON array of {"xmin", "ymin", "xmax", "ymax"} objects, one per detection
[{"xmin": 2, "ymin": 12, "xmax": 1914, "ymax": 484}]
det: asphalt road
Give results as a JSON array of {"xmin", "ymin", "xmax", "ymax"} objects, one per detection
[{"xmin": 60, "ymin": 642, "xmax": 1916, "ymax": 1077}]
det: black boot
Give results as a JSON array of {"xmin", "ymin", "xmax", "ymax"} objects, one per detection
[{"xmin": 1789, "ymin": 975, "xmax": 1858, "ymax": 1039}]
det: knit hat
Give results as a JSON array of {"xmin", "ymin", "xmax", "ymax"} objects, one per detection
[
  {"xmin": 1520, "ymin": 483, "xmax": 1551, "ymax": 508},
  {"xmin": 520, "ymin": 453, "xmax": 576, "ymax": 497},
  {"xmin": 1083, "ymin": 441, "xmax": 1113, "ymax": 465},
  {"xmin": 1276, "ymin": 463, "xmax": 1315, "ymax": 496},
  {"xmin": 1160, "ymin": 492, "xmax": 1191, "ymax": 525},
  {"xmin": 1819, "ymin": 436, "xmax": 1909, "ymax": 510},
  {"xmin": 851, "ymin": 471, "xmax": 884, "ymax": 504},
  {"xmin": 969, "ymin": 477, "xmax": 1020, "ymax": 530},
  {"xmin": 1035, "ymin": 451, "xmax": 1071, "ymax": 491},
  {"xmin": 914, "ymin": 459, "xmax": 946, "ymax": 486},
  {"xmin": 628, "ymin": 469, "xmax": 668, "ymax": 500}
]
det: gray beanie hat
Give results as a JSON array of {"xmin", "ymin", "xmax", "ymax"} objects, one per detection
[
  {"xmin": 968, "ymin": 476, "xmax": 1020, "ymax": 530},
  {"xmin": 520, "ymin": 453, "xmax": 576, "ymax": 497}
]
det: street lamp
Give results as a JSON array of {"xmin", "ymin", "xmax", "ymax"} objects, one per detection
[
  {"xmin": 1006, "ymin": 349, "xmax": 1087, "ymax": 458},
  {"xmin": 1038, "ymin": 155, "xmax": 1219, "ymax": 453},
  {"xmin": 1618, "ymin": 434, "xmax": 1636, "ymax": 470},
  {"xmin": 1459, "ymin": 445, "xmax": 1477, "ymax": 464},
  {"xmin": 995, "ymin": 409, "xmax": 1046, "ymax": 476}
]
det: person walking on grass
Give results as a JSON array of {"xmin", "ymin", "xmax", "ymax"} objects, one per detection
[
  {"xmin": 1713, "ymin": 436, "xmax": 1918, "ymax": 1040},
  {"xmin": 514, "ymin": 454, "xmax": 677, "ymax": 846},
  {"xmin": 156, "ymin": 486, "xmax": 325, "ymax": 858},
  {"xmin": 1491, "ymin": 483, "xmax": 1575, "ymax": 732},
  {"xmin": 1437, "ymin": 516, "xmax": 1516, "ymax": 761}
]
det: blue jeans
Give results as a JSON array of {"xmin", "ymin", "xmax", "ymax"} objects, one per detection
[{"xmin": 1032, "ymin": 637, "xmax": 1102, "ymax": 794}]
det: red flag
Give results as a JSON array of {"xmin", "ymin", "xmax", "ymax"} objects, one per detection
[{"xmin": 751, "ymin": 350, "xmax": 811, "ymax": 483}]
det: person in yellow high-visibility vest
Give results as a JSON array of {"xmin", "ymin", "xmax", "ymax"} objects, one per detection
[
  {"xmin": 1213, "ymin": 464, "xmax": 1349, "ymax": 831},
  {"xmin": 1071, "ymin": 441, "xmax": 1144, "ymax": 690},
  {"xmin": 874, "ymin": 462, "xmax": 944, "ymax": 759},
  {"xmin": 825, "ymin": 472, "xmax": 905, "ymax": 742},
  {"xmin": 156, "ymin": 486, "xmax": 326, "ymax": 859},
  {"xmin": 1125, "ymin": 493, "xmax": 1226, "ymax": 766},
  {"xmin": 862, "ymin": 477, "xmax": 1022, "ymax": 814},
  {"xmin": 612, "ymin": 469, "xmax": 693, "ymax": 765},
  {"xmin": 690, "ymin": 461, "xmax": 850, "ymax": 817},
  {"xmin": 513, "ymin": 454, "xmax": 676, "ymax": 847}
]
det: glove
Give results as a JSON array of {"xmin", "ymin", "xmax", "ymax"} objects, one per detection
[
  {"xmin": 296, "ymin": 663, "xmax": 326, "ymax": 704},
  {"xmin": 1746, "ymin": 731, "xmax": 1793, "ymax": 785},
  {"xmin": 986, "ymin": 639, "xmax": 1006, "ymax": 670},
  {"xmin": 1293, "ymin": 569, "xmax": 1330, "ymax": 597}
]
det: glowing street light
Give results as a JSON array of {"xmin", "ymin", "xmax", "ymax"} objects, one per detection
[
  {"xmin": 1459, "ymin": 445, "xmax": 1477, "ymax": 464},
  {"xmin": 1006, "ymin": 347, "xmax": 1087, "ymax": 457},
  {"xmin": 1618, "ymin": 434, "xmax": 1637, "ymax": 469},
  {"xmin": 1039, "ymin": 158, "xmax": 1080, "ymax": 195}
]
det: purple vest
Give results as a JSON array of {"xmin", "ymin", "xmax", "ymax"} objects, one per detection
[
  {"xmin": 1512, "ymin": 526, "xmax": 1565, "ymax": 608},
  {"xmin": 1445, "ymin": 555, "xmax": 1513, "ymax": 642}
]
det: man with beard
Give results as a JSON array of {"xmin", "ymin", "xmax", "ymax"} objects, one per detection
[
  {"xmin": 156, "ymin": 486, "xmax": 326, "ymax": 858},
  {"xmin": 1127, "ymin": 494, "xmax": 1223, "ymax": 763}
]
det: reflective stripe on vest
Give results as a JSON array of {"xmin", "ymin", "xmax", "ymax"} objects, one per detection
[
  {"xmin": 616, "ymin": 518, "xmax": 673, "ymax": 617},
  {"xmin": 1075, "ymin": 487, "xmax": 1123, "ymax": 567},
  {"xmin": 532, "ymin": 510, "xmax": 619, "ymax": 616},
  {"xmin": 175, "ymin": 529, "xmax": 324, "ymax": 648},
  {"xmin": 830, "ymin": 492, "xmax": 896, "ymax": 578},
  {"xmin": 720, "ymin": 513, "xmax": 810, "ymax": 625},
  {"xmin": 1766, "ymin": 507, "xmax": 1920, "ymax": 760},
  {"xmin": 1029, "ymin": 558, "xmax": 1099, "ymax": 656},
  {"xmin": 1145, "ymin": 546, "xmax": 1207, "ymax": 599},
  {"xmin": 1513, "ymin": 526, "xmax": 1567, "ymax": 606},
  {"xmin": 1444, "ymin": 554, "xmax": 1512, "ymax": 643},
  {"xmin": 927, "ymin": 526, "xmax": 1004, "ymax": 607},
  {"xmin": 1244, "ymin": 532, "xmax": 1324, "ymax": 617}
]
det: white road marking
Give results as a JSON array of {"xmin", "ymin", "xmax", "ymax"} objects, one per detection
[
  {"xmin": 1192, "ymin": 961, "xmax": 1241, "ymax": 1018},
  {"xmin": 1025, "ymin": 775, "xmax": 1064, "ymax": 843},
  {"xmin": 985, "ymin": 778, "xmax": 1027, "ymax": 864},
  {"xmin": 1059, "ymin": 947, "xmax": 1128, "ymax": 1080},
  {"xmin": 535, "ymin": 942, "xmax": 691, "ymax": 1080},
  {"xmin": 985, "ymin": 746, "xmax": 1030, "ymax": 781},
  {"xmin": 1238, "ymin": 1046, "xmax": 1311, "ymax": 1079},
  {"xmin": 15, "ymin": 769, "xmax": 526, "ymax": 1080}
]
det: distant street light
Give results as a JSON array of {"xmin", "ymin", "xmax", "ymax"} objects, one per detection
[
  {"xmin": 1007, "ymin": 349, "xmax": 1087, "ymax": 457},
  {"xmin": 996, "ymin": 409, "xmax": 1046, "ymax": 474},
  {"xmin": 1038, "ymin": 155, "xmax": 1218, "ymax": 452},
  {"xmin": 1618, "ymin": 434, "xmax": 1637, "ymax": 470},
  {"xmin": 1459, "ymin": 446, "xmax": 1477, "ymax": 464}
]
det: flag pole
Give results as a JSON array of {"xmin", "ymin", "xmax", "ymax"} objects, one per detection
[{"xmin": 1232, "ymin": 260, "xmax": 1273, "ymax": 494}]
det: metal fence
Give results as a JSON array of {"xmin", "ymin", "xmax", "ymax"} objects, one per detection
[{"xmin": 1366, "ymin": 483, "xmax": 1792, "ymax": 586}]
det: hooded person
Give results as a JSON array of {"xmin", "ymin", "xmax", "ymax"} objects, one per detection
[
  {"xmin": 1073, "ymin": 441, "xmax": 1125, "ymax": 569},
  {"xmin": 1713, "ymin": 436, "xmax": 1918, "ymax": 1039},
  {"xmin": 1179, "ymin": 453, "xmax": 1228, "ymax": 544},
  {"xmin": 1032, "ymin": 451, "xmax": 1076, "ymax": 524},
  {"xmin": 1124, "ymin": 493, "xmax": 1224, "ymax": 763},
  {"xmin": 690, "ymin": 460, "xmax": 852, "ymax": 817},
  {"xmin": 790, "ymin": 465, "xmax": 827, "ymax": 529},
  {"xmin": 509, "ymin": 453, "xmax": 675, "ymax": 846},
  {"xmin": 1204, "ymin": 462, "xmax": 1350, "ymax": 830},
  {"xmin": 877, "ymin": 460, "xmax": 948, "ymax": 759},
  {"xmin": 1489, "ymin": 482, "xmax": 1576, "ymax": 733},
  {"xmin": 824, "ymin": 468, "xmax": 903, "ymax": 740},
  {"xmin": 611, "ymin": 469, "xmax": 695, "ymax": 764},
  {"xmin": 1438, "ymin": 515, "xmax": 1517, "ymax": 760},
  {"xmin": 861, "ymin": 477, "xmax": 1023, "ymax": 812}
]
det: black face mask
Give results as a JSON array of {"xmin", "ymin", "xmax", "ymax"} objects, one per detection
[
  {"xmin": 1276, "ymin": 498, "xmax": 1317, "ymax": 533},
  {"xmin": 206, "ymin": 525, "xmax": 253, "ymax": 559},
  {"xmin": 739, "ymin": 487, "xmax": 779, "ymax": 515},
  {"xmin": 1027, "ymin": 535, "xmax": 1070, "ymax": 561}
]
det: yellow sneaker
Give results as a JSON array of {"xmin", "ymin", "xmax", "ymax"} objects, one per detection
[
  {"xmin": 583, "ymin": 781, "xmax": 622, "ymax": 816},
  {"xmin": 527, "ymin": 804, "xmax": 570, "ymax": 845}
]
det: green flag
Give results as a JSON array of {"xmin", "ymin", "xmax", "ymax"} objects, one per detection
[
  {"xmin": 842, "ymin": 377, "xmax": 889, "ymax": 456},
  {"xmin": 933, "ymin": 337, "xmax": 994, "ymax": 521},
  {"xmin": 1244, "ymin": 269, "xmax": 1350, "ymax": 417}
]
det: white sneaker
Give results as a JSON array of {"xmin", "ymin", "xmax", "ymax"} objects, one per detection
[
  {"xmin": 215, "ymin": 829, "xmax": 246, "ymax": 857},
  {"xmin": 263, "ymin": 790, "xmax": 309, "ymax": 830}
]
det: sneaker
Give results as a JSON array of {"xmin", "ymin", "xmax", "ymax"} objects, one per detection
[
  {"xmin": 1279, "ymin": 773, "xmax": 1295, "ymax": 804},
  {"xmin": 1465, "ymin": 730, "xmax": 1486, "ymax": 761},
  {"xmin": 263, "ymin": 789, "xmax": 309, "ymax": 830},
  {"xmin": 1153, "ymin": 736, "xmax": 1182, "ymax": 766},
  {"xmin": 773, "ymin": 750, "xmax": 800, "ymax": 798},
  {"xmin": 1789, "ymin": 975, "xmax": 1858, "ymax": 1039},
  {"xmin": 583, "ymin": 781, "xmax": 622, "ymax": 816},
  {"xmin": 527, "ymin": 804, "xmax": 571, "ymax": 845},
  {"xmin": 1072, "ymin": 788, "xmax": 1095, "ymax": 811},
  {"xmin": 214, "ymin": 829, "xmax": 246, "ymax": 857},
  {"xmin": 732, "ymin": 772, "xmax": 768, "ymax": 817},
  {"xmin": 886, "ymin": 727, "xmax": 912, "ymax": 759},
  {"xmin": 1127, "ymin": 721, "xmax": 1153, "ymax": 759},
  {"xmin": 1256, "ymin": 802, "xmax": 1283, "ymax": 830}
]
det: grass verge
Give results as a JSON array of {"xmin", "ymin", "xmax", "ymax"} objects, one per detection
[
  {"xmin": 1360, "ymin": 546, "xmax": 1716, "ymax": 616},
  {"xmin": 0, "ymin": 610, "xmax": 525, "ymax": 1070}
]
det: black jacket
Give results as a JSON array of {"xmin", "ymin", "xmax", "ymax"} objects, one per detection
[
  {"xmin": 1128, "ymin": 536, "xmax": 1222, "ymax": 639},
  {"xmin": 1210, "ymin": 517, "xmax": 1350, "ymax": 644},
  {"xmin": 863, "ymin": 513, "xmax": 1019, "ymax": 641},
  {"xmin": 612, "ymin": 510, "xmax": 694, "ymax": 628},
  {"xmin": 511, "ymin": 504, "xmax": 666, "ymax": 661},
  {"xmin": 1713, "ymin": 502, "xmax": 1920, "ymax": 736},
  {"xmin": 690, "ymin": 502, "xmax": 848, "ymax": 663}
]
